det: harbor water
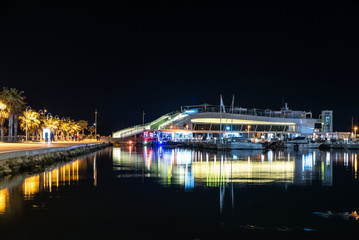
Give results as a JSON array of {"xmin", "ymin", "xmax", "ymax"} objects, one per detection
[{"xmin": 0, "ymin": 146, "xmax": 359, "ymax": 239}]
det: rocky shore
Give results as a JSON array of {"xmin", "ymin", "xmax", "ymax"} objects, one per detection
[{"xmin": 0, "ymin": 142, "xmax": 111, "ymax": 177}]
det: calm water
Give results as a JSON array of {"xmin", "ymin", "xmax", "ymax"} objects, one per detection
[{"xmin": 0, "ymin": 146, "xmax": 359, "ymax": 239}]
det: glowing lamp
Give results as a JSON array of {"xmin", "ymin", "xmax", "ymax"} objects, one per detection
[{"xmin": 0, "ymin": 102, "xmax": 6, "ymax": 110}]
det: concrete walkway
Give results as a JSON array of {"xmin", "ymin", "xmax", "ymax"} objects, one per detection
[{"xmin": 0, "ymin": 140, "xmax": 108, "ymax": 161}]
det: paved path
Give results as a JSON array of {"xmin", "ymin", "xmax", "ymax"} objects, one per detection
[{"xmin": 0, "ymin": 140, "xmax": 105, "ymax": 154}]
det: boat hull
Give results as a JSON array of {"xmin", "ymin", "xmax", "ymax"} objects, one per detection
[{"xmin": 228, "ymin": 142, "xmax": 265, "ymax": 150}]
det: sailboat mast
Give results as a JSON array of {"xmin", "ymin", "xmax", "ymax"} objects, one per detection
[
  {"xmin": 220, "ymin": 94, "xmax": 222, "ymax": 144},
  {"xmin": 231, "ymin": 94, "xmax": 234, "ymax": 139}
]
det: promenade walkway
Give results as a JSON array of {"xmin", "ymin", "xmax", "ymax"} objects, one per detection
[
  {"xmin": 0, "ymin": 140, "xmax": 105, "ymax": 154},
  {"xmin": 0, "ymin": 140, "xmax": 109, "ymax": 161}
]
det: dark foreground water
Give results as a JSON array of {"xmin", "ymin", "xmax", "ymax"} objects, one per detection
[{"xmin": 0, "ymin": 146, "xmax": 359, "ymax": 240}]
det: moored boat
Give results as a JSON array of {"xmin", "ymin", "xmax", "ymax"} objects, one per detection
[
  {"xmin": 345, "ymin": 142, "xmax": 359, "ymax": 150},
  {"xmin": 227, "ymin": 141, "xmax": 265, "ymax": 150},
  {"xmin": 284, "ymin": 136, "xmax": 322, "ymax": 149}
]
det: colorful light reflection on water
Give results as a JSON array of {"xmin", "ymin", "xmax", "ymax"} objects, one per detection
[
  {"xmin": 0, "ymin": 147, "xmax": 358, "ymax": 240},
  {"xmin": 112, "ymin": 147, "xmax": 348, "ymax": 189}
]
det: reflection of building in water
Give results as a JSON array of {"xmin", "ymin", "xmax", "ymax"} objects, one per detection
[
  {"xmin": 192, "ymin": 160, "xmax": 294, "ymax": 185},
  {"xmin": 94, "ymin": 156, "xmax": 97, "ymax": 187},
  {"xmin": 113, "ymin": 147, "xmax": 335, "ymax": 188},
  {"xmin": 355, "ymin": 153, "xmax": 358, "ymax": 180},
  {"xmin": 0, "ymin": 188, "xmax": 9, "ymax": 214},
  {"xmin": 293, "ymin": 151, "xmax": 333, "ymax": 186}
]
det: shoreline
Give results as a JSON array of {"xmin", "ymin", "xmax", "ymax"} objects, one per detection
[{"xmin": 0, "ymin": 141, "xmax": 111, "ymax": 177}]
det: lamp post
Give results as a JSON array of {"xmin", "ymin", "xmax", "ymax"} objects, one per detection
[
  {"xmin": 38, "ymin": 110, "xmax": 46, "ymax": 141},
  {"xmin": 42, "ymin": 112, "xmax": 52, "ymax": 142},
  {"xmin": 95, "ymin": 108, "xmax": 98, "ymax": 137},
  {"xmin": 355, "ymin": 126, "xmax": 358, "ymax": 138},
  {"xmin": 53, "ymin": 115, "xmax": 59, "ymax": 140},
  {"xmin": 248, "ymin": 125, "xmax": 251, "ymax": 138},
  {"xmin": 25, "ymin": 106, "xmax": 32, "ymax": 141},
  {"xmin": 46, "ymin": 112, "xmax": 52, "ymax": 121},
  {"xmin": 142, "ymin": 110, "xmax": 145, "ymax": 126},
  {"xmin": 0, "ymin": 102, "xmax": 6, "ymax": 110}
]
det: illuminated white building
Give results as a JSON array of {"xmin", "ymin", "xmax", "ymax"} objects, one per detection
[{"xmin": 113, "ymin": 103, "xmax": 325, "ymax": 140}]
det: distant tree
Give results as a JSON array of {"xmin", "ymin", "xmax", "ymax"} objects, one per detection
[
  {"xmin": 41, "ymin": 115, "xmax": 60, "ymax": 133},
  {"xmin": 88, "ymin": 126, "xmax": 95, "ymax": 136},
  {"xmin": 69, "ymin": 120, "xmax": 81, "ymax": 135},
  {"xmin": 19, "ymin": 110, "xmax": 41, "ymax": 141},
  {"xmin": 78, "ymin": 120, "xmax": 88, "ymax": 135},
  {"xmin": 59, "ymin": 118, "xmax": 71, "ymax": 140},
  {"xmin": 0, "ymin": 88, "xmax": 26, "ymax": 141},
  {"xmin": 0, "ymin": 101, "xmax": 9, "ymax": 141}
]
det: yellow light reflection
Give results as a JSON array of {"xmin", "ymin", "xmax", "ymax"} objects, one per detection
[
  {"xmin": 23, "ymin": 175, "xmax": 40, "ymax": 200},
  {"xmin": 192, "ymin": 161, "xmax": 294, "ymax": 185},
  {"xmin": 355, "ymin": 154, "xmax": 357, "ymax": 180},
  {"xmin": 22, "ymin": 159, "xmax": 83, "ymax": 199},
  {"xmin": 0, "ymin": 188, "xmax": 9, "ymax": 214},
  {"xmin": 94, "ymin": 157, "xmax": 97, "ymax": 187},
  {"xmin": 350, "ymin": 211, "xmax": 359, "ymax": 220}
]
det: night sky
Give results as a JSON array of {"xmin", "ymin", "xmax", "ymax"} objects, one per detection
[{"xmin": 1, "ymin": 1, "xmax": 359, "ymax": 135}]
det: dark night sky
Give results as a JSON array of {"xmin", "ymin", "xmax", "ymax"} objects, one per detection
[{"xmin": 1, "ymin": 1, "xmax": 359, "ymax": 135}]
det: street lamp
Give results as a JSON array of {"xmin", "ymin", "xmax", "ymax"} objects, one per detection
[
  {"xmin": 0, "ymin": 102, "xmax": 6, "ymax": 110},
  {"xmin": 25, "ymin": 106, "xmax": 32, "ymax": 141},
  {"xmin": 355, "ymin": 126, "xmax": 358, "ymax": 138},
  {"xmin": 46, "ymin": 112, "xmax": 52, "ymax": 121},
  {"xmin": 95, "ymin": 108, "xmax": 98, "ymax": 136},
  {"xmin": 41, "ymin": 112, "xmax": 52, "ymax": 142},
  {"xmin": 248, "ymin": 125, "xmax": 251, "ymax": 138}
]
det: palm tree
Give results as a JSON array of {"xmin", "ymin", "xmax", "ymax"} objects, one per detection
[
  {"xmin": 68, "ymin": 120, "xmax": 81, "ymax": 140},
  {"xmin": 0, "ymin": 88, "xmax": 26, "ymax": 142},
  {"xmin": 19, "ymin": 110, "xmax": 41, "ymax": 141},
  {"xmin": 47, "ymin": 117, "xmax": 60, "ymax": 139},
  {"xmin": 78, "ymin": 120, "xmax": 88, "ymax": 135},
  {"xmin": 0, "ymin": 101, "xmax": 9, "ymax": 141},
  {"xmin": 88, "ymin": 126, "xmax": 95, "ymax": 137},
  {"xmin": 59, "ymin": 119, "xmax": 71, "ymax": 140},
  {"xmin": 42, "ymin": 116, "xmax": 60, "ymax": 132}
]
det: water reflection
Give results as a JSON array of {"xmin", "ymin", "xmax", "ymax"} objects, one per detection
[
  {"xmin": 113, "ymin": 147, "xmax": 359, "ymax": 229},
  {"xmin": 22, "ymin": 161, "xmax": 82, "ymax": 200},
  {"xmin": 23, "ymin": 175, "xmax": 40, "ymax": 200},
  {"xmin": 112, "ymin": 147, "xmax": 349, "ymax": 188},
  {"xmin": 0, "ymin": 188, "xmax": 9, "ymax": 214},
  {"xmin": 0, "ymin": 153, "xmax": 98, "ymax": 215},
  {"xmin": 0, "ymin": 147, "xmax": 358, "ymax": 239}
]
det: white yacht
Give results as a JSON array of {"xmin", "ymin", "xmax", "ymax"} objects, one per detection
[{"xmin": 284, "ymin": 136, "xmax": 321, "ymax": 149}]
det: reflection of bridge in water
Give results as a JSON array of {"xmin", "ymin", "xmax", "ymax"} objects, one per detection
[{"xmin": 111, "ymin": 147, "xmax": 357, "ymax": 189}]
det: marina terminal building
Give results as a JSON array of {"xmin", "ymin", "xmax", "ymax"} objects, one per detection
[{"xmin": 112, "ymin": 103, "xmax": 343, "ymax": 142}]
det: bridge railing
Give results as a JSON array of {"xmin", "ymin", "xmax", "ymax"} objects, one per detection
[
  {"xmin": 113, "ymin": 126, "xmax": 146, "ymax": 138},
  {"xmin": 113, "ymin": 111, "xmax": 179, "ymax": 138}
]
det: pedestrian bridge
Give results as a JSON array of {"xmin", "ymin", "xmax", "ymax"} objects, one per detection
[{"xmin": 112, "ymin": 111, "xmax": 188, "ymax": 139}]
